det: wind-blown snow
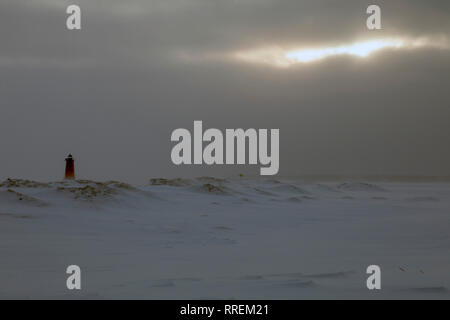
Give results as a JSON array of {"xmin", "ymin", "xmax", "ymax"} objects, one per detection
[{"xmin": 0, "ymin": 177, "xmax": 449, "ymax": 299}]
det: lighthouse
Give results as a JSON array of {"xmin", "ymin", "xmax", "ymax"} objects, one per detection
[{"xmin": 65, "ymin": 154, "xmax": 75, "ymax": 180}]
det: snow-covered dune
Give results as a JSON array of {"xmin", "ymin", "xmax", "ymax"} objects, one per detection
[{"xmin": 0, "ymin": 178, "xmax": 449, "ymax": 299}]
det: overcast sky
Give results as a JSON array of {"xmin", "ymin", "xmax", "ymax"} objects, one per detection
[{"xmin": 1, "ymin": 0, "xmax": 449, "ymax": 184}]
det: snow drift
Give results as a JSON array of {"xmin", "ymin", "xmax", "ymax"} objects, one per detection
[{"xmin": 0, "ymin": 177, "xmax": 449, "ymax": 299}]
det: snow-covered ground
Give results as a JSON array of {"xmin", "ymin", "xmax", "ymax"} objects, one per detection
[{"xmin": 0, "ymin": 177, "xmax": 449, "ymax": 299}]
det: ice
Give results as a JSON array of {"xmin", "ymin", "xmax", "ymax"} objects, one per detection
[{"xmin": 0, "ymin": 178, "xmax": 449, "ymax": 299}]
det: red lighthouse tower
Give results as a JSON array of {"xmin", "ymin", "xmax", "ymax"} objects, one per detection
[{"xmin": 65, "ymin": 154, "xmax": 75, "ymax": 180}]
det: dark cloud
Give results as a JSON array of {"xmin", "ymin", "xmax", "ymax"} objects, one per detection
[{"xmin": 0, "ymin": 0, "xmax": 449, "ymax": 183}]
